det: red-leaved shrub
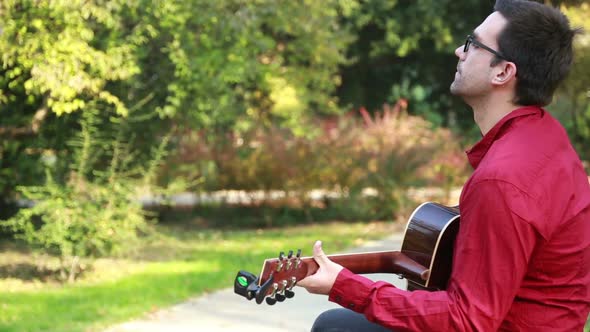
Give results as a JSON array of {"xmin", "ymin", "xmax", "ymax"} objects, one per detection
[{"xmin": 165, "ymin": 100, "xmax": 469, "ymax": 219}]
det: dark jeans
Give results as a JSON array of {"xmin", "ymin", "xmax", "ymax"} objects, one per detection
[{"xmin": 310, "ymin": 308, "xmax": 397, "ymax": 332}]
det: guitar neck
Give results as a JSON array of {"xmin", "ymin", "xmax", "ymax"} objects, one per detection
[
  {"xmin": 316, "ymin": 251, "xmax": 397, "ymax": 274},
  {"xmin": 259, "ymin": 250, "xmax": 429, "ymax": 285},
  {"xmin": 239, "ymin": 203, "xmax": 458, "ymax": 304},
  {"xmin": 328, "ymin": 251, "xmax": 428, "ymax": 280}
]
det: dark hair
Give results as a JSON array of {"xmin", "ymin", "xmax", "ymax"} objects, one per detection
[{"xmin": 493, "ymin": 0, "xmax": 581, "ymax": 106}]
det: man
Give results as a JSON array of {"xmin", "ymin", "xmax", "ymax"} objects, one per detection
[{"xmin": 298, "ymin": 0, "xmax": 590, "ymax": 331}]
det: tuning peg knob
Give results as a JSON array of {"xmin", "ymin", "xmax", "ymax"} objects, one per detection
[
  {"xmin": 266, "ymin": 297, "xmax": 277, "ymax": 305},
  {"xmin": 275, "ymin": 293, "xmax": 286, "ymax": 302},
  {"xmin": 285, "ymin": 289, "xmax": 295, "ymax": 298},
  {"xmin": 255, "ymin": 276, "xmax": 275, "ymax": 304}
]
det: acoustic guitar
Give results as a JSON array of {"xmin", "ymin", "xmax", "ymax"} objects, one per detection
[{"xmin": 234, "ymin": 202, "xmax": 460, "ymax": 305}]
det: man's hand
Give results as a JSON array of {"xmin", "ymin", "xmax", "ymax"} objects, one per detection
[{"xmin": 296, "ymin": 240, "xmax": 344, "ymax": 295}]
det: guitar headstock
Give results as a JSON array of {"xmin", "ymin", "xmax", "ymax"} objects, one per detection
[{"xmin": 235, "ymin": 249, "xmax": 311, "ymax": 305}]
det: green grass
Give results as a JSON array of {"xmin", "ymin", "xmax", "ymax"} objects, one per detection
[{"xmin": 0, "ymin": 221, "xmax": 397, "ymax": 332}]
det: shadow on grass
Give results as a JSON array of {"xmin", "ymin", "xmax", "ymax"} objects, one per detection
[
  {"xmin": 0, "ymin": 263, "xmax": 58, "ymax": 281},
  {"xmin": 152, "ymin": 198, "xmax": 404, "ymax": 230},
  {"xmin": 0, "ymin": 240, "xmax": 61, "ymax": 282}
]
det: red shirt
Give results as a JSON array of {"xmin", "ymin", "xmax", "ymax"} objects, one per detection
[{"xmin": 329, "ymin": 106, "xmax": 590, "ymax": 331}]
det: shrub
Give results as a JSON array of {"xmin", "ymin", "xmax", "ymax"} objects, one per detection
[
  {"xmin": 322, "ymin": 100, "xmax": 468, "ymax": 218},
  {"xmin": 1, "ymin": 110, "xmax": 168, "ymax": 282},
  {"xmin": 166, "ymin": 100, "xmax": 468, "ymax": 221}
]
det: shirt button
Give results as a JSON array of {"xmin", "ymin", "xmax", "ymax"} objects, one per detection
[
  {"xmin": 335, "ymin": 295, "xmax": 342, "ymax": 302},
  {"xmin": 348, "ymin": 303, "xmax": 355, "ymax": 309}
]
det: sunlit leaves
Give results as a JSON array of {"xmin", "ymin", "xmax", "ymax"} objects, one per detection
[
  {"xmin": 553, "ymin": 3, "xmax": 590, "ymax": 158},
  {"xmin": 0, "ymin": 0, "xmax": 138, "ymax": 115}
]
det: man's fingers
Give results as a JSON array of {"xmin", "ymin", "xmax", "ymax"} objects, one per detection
[
  {"xmin": 297, "ymin": 240, "xmax": 341, "ymax": 295},
  {"xmin": 312, "ymin": 240, "xmax": 328, "ymax": 266},
  {"xmin": 297, "ymin": 241, "xmax": 325, "ymax": 288}
]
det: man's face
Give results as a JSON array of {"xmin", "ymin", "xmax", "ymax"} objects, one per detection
[{"xmin": 450, "ymin": 12, "xmax": 508, "ymax": 99}]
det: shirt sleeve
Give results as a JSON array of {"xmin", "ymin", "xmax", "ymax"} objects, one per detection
[{"xmin": 328, "ymin": 179, "xmax": 540, "ymax": 331}]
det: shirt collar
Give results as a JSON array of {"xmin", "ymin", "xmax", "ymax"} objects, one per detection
[{"xmin": 466, "ymin": 106, "xmax": 543, "ymax": 169}]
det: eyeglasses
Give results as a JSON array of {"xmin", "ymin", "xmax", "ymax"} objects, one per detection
[{"xmin": 464, "ymin": 35, "xmax": 508, "ymax": 61}]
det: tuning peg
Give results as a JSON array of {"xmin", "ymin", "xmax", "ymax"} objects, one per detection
[
  {"xmin": 287, "ymin": 250, "xmax": 293, "ymax": 259},
  {"xmin": 255, "ymin": 276, "xmax": 275, "ymax": 304},
  {"xmin": 266, "ymin": 297, "xmax": 277, "ymax": 305},
  {"xmin": 275, "ymin": 293, "xmax": 286, "ymax": 302},
  {"xmin": 295, "ymin": 249, "xmax": 302, "ymax": 268},
  {"xmin": 285, "ymin": 289, "xmax": 295, "ymax": 298},
  {"xmin": 276, "ymin": 251, "xmax": 286, "ymax": 272},
  {"xmin": 289, "ymin": 277, "xmax": 297, "ymax": 289}
]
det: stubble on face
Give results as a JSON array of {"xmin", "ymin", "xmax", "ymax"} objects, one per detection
[
  {"xmin": 449, "ymin": 12, "xmax": 508, "ymax": 100},
  {"xmin": 450, "ymin": 65, "xmax": 464, "ymax": 96},
  {"xmin": 450, "ymin": 58, "xmax": 491, "ymax": 100}
]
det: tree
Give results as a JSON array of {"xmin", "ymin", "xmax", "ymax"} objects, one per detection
[
  {"xmin": 552, "ymin": 2, "xmax": 590, "ymax": 160},
  {"xmin": 0, "ymin": 0, "xmax": 142, "ymax": 208},
  {"xmin": 0, "ymin": 0, "xmax": 355, "ymax": 200},
  {"xmin": 335, "ymin": 0, "xmax": 494, "ymax": 130}
]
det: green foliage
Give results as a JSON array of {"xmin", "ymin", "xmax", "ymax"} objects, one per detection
[
  {"xmin": 143, "ymin": 0, "xmax": 353, "ymax": 132},
  {"xmin": 0, "ymin": 0, "xmax": 136, "ymax": 115},
  {"xmin": 0, "ymin": 0, "xmax": 354, "ymax": 200},
  {"xmin": 0, "ymin": 0, "xmax": 147, "ymax": 200},
  {"xmin": 552, "ymin": 3, "xmax": 590, "ymax": 160},
  {"xmin": 0, "ymin": 110, "xmax": 168, "ymax": 282},
  {"xmin": 336, "ymin": 0, "xmax": 494, "ymax": 130}
]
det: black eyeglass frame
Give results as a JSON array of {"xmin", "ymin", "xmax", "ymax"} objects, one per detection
[{"xmin": 464, "ymin": 35, "xmax": 508, "ymax": 61}]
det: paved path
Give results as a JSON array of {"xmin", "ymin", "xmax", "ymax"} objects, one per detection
[{"xmin": 106, "ymin": 232, "xmax": 407, "ymax": 332}]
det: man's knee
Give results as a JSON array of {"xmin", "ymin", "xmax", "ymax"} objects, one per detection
[
  {"xmin": 311, "ymin": 308, "xmax": 347, "ymax": 331},
  {"xmin": 310, "ymin": 308, "xmax": 393, "ymax": 332}
]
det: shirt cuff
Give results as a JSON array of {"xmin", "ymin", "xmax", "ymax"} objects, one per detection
[{"xmin": 328, "ymin": 268, "xmax": 376, "ymax": 313}]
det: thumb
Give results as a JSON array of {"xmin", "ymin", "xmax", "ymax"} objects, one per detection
[{"xmin": 312, "ymin": 240, "xmax": 329, "ymax": 267}]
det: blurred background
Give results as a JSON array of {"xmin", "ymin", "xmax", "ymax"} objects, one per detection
[{"xmin": 0, "ymin": 1, "xmax": 588, "ymax": 331}]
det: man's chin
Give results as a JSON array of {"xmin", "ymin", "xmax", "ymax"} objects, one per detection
[{"xmin": 449, "ymin": 82, "xmax": 461, "ymax": 96}]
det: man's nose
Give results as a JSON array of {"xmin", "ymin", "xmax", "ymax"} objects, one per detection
[{"xmin": 455, "ymin": 45, "xmax": 465, "ymax": 59}]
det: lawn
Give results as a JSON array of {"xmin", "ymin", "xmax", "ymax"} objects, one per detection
[{"xmin": 0, "ymin": 220, "xmax": 398, "ymax": 332}]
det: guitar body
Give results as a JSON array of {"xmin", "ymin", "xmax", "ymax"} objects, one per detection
[
  {"xmin": 234, "ymin": 202, "xmax": 461, "ymax": 304},
  {"xmin": 401, "ymin": 202, "xmax": 460, "ymax": 290}
]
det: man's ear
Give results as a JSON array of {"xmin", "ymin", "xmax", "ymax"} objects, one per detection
[{"xmin": 492, "ymin": 61, "xmax": 517, "ymax": 86}]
